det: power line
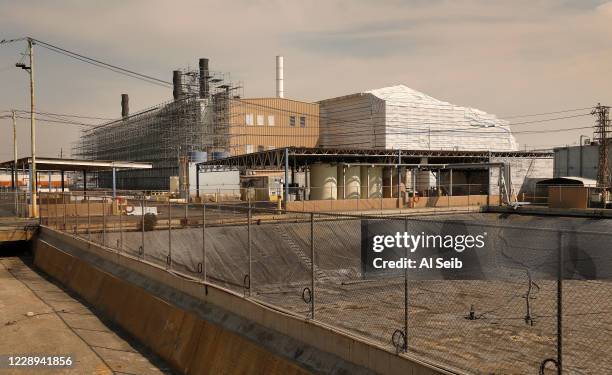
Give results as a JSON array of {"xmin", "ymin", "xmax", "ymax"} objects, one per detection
[
  {"xmin": 14, "ymin": 115, "xmax": 98, "ymax": 127},
  {"xmin": 8, "ymin": 109, "xmax": 116, "ymax": 121},
  {"xmin": 30, "ymin": 38, "xmax": 172, "ymax": 88},
  {"xmin": 500, "ymin": 107, "xmax": 594, "ymax": 119}
]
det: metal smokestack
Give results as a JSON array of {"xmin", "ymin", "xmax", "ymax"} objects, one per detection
[
  {"xmin": 121, "ymin": 94, "xmax": 129, "ymax": 118},
  {"xmin": 173, "ymin": 70, "xmax": 184, "ymax": 100},
  {"xmin": 199, "ymin": 58, "xmax": 210, "ymax": 99},
  {"xmin": 276, "ymin": 55, "xmax": 284, "ymax": 98}
]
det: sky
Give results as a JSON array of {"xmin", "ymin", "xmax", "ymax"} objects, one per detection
[{"xmin": 1, "ymin": 0, "xmax": 611, "ymax": 160}]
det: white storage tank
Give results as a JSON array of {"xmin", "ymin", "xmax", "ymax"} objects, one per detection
[
  {"xmin": 310, "ymin": 163, "xmax": 337, "ymax": 200},
  {"xmin": 346, "ymin": 166, "xmax": 362, "ymax": 199},
  {"xmin": 360, "ymin": 166, "xmax": 383, "ymax": 198}
]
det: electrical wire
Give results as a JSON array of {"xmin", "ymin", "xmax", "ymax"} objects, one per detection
[
  {"xmin": 500, "ymin": 107, "xmax": 595, "ymax": 119},
  {"xmin": 31, "ymin": 38, "xmax": 172, "ymax": 88}
]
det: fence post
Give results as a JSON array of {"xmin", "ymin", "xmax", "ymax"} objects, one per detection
[
  {"xmin": 184, "ymin": 199, "xmax": 188, "ymax": 226},
  {"xmin": 141, "ymin": 195, "xmax": 145, "ymax": 257},
  {"xmin": 403, "ymin": 216, "xmax": 409, "ymax": 352},
  {"xmin": 168, "ymin": 198, "xmax": 172, "ymax": 269},
  {"xmin": 75, "ymin": 193, "xmax": 79, "ymax": 236},
  {"xmin": 118, "ymin": 196, "xmax": 123, "ymax": 251},
  {"xmin": 63, "ymin": 192, "xmax": 67, "ymax": 232},
  {"xmin": 102, "ymin": 195, "xmax": 106, "ymax": 247},
  {"xmin": 557, "ymin": 231, "xmax": 564, "ymax": 375},
  {"xmin": 202, "ymin": 203, "xmax": 206, "ymax": 282},
  {"xmin": 87, "ymin": 194, "xmax": 91, "ymax": 241},
  {"xmin": 45, "ymin": 192, "xmax": 49, "ymax": 225},
  {"xmin": 310, "ymin": 212, "xmax": 315, "ymax": 319},
  {"xmin": 247, "ymin": 204, "xmax": 252, "ymax": 296},
  {"xmin": 468, "ymin": 184, "xmax": 471, "ymax": 211},
  {"xmin": 54, "ymin": 192, "xmax": 58, "ymax": 229}
]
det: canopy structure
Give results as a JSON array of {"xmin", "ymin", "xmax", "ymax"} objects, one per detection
[
  {"xmin": 0, "ymin": 157, "xmax": 152, "ymax": 196},
  {"xmin": 0, "ymin": 157, "xmax": 152, "ymax": 172}
]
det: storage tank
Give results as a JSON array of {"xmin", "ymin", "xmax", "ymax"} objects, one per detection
[
  {"xmin": 188, "ymin": 151, "xmax": 207, "ymax": 163},
  {"xmin": 360, "ymin": 166, "xmax": 383, "ymax": 198},
  {"xmin": 310, "ymin": 163, "xmax": 337, "ymax": 200},
  {"xmin": 344, "ymin": 166, "xmax": 361, "ymax": 199}
]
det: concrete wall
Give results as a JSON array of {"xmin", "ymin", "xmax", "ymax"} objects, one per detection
[
  {"xmin": 33, "ymin": 240, "xmax": 311, "ymax": 375},
  {"xmin": 34, "ymin": 228, "xmax": 455, "ymax": 375},
  {"xmin": 286, "ymin": 195, "xmax": 498, "ymax": 212}
]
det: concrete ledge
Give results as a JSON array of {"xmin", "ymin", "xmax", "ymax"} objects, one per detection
[
  {"xmin": 34, "ymin": 240, "xmax": 312, "ymax": 375},
  {"xmin": 35, "ymin": 228, "xmax": 461, "ymax": 375},
  {"xmin": 485, "ymin": 205, "xmax": 612, "ymax": 218}
]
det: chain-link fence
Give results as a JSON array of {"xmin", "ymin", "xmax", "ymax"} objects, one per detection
[
  {"xmin": 37, "ymin": 191, "xmax": 612, "ymax": 374},
  {"xmin": 0, "ymin": 190, "xmax": 29, "ymax": 217}
]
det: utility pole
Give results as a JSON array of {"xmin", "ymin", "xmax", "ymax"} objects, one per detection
[
  {"xmin": 592, "ymin": 103, "xmax": 610, "ymax": 189},
  {"xmin": 28, "ymin": 38, "xmax": 38, "ymax": 218},
  {"xmin": 12, "ymin": 110, "xmax": 17, "ymax": 190}
]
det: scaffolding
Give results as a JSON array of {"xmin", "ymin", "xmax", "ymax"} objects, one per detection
[{"xmin": 73, "ymin": 65, "xmax": 242, "ymax": 190}]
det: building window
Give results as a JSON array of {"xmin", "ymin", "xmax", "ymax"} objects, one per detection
[
  {"xmin": 257, "ymin": 114, "xmax": 264, "ymax": 126},
  {"xmin": 289, "ymin": 115, "xmax": 296, "ymax": 127},
  {"xmin": 268, "ymin": 115, "xmax": 275, "ymax": 126},
  {"xmin": 257, "ymin": 145, "xmax": 265, "ymax": 152},
  {"xmin": 246, "ymin": 114, "xmax": 254, "ymax": 126},
  {"xmin": 300, "ymin": 116, "xmax": 306, "ymax": 127},
  {"xmin": 246, "ymin": 144, "xmax": 253, "ymax": 154}
]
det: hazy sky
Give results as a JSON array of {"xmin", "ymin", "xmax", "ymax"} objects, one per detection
[{"xmin": 1, "ymin": 0, "xmax": 611, "ymax": 159}]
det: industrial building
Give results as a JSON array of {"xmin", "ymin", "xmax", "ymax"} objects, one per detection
[
  {"xmin": 228, "ymin": 98, "xmax": 319, "ymax": 156},
  {"xmin": 318, "ymin": 84, "xmax": 518, "ymax": 151},
  {"xmin": 553, "ymin": 142, "xmax": 611, "ymax": 182},
  {"xmin": 198, "ymin": 147, "xmax": 553, "ymax": 209},
  {"xmin": 72, "ymin": 55, "xmax": 553, "ymax": 200},
  {"xmin": 73, "ymin": 56, "xmax": 321, "ymax": 191}
]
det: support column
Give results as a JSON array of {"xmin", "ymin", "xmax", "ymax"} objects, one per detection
[
  {"xmin": 112, "ymin": 167, "xmax": 117, "ymax": 198},
  {"xmin": 397, "ymin": 150, "xmax": 402, "ymax": 204},
  {"xmin": 83, "ymin": 170, "xmax": 87, "ymax": 196},
  {"xmin": 61, "ymin": 170, "xmax": 65, "ymax": 192},
  {"xmin": 450, "ymin": 168, "xmax": 453, "ymax": 196},
  {"xmin": 305, "ymin": 165, "xmax": 310, "ymax": 200},
  {"xmin": 196, "ymin": 164, "xmax": 200, "ymax": 199},
  {"xmin": 284, "ymin": 148, "xmax": 289, "ymax": 204}
]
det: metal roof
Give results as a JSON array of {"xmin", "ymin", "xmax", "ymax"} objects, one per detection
[
  {"xmin": 197, "ymin": 147, "xmax": 553, "ymax": 171},
  {"xmin": 0, "ymin": 157, "xmax": 152, "ymax": 172}
]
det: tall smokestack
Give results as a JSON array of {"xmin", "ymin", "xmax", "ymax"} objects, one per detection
[
  {"xmin": 121, "ymin": 94, "xmax": 129, "ymax": 118},
  {"xmin": 173, "ymin": 70, "xmax": 184, "ymax": 100},
  {"xmin": 276, "ymin": 55, "xmax": 284, "ymax": 98},
  {"xmin": 199, "ymin": 58, "xmax": 210, "ymax": 99}
]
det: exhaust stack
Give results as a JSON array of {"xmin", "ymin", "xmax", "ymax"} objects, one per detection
[
  {"xmin": 173, "ymin": 70, "xmax": 184, "ymax": 100},
  {"xmin": 199, "ymin": 58, "xmax": 210, "ymax": 99},
  {"xmin": 276, "ymin": 55, "xmax": 284, "ymax": 98},
  {"xmin": 121, "ymin": 94, "xmax": 129, "ymax": 118}
]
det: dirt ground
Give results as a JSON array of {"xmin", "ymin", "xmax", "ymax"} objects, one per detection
[{"xmin": 253, "ymin": 278, "xmax": 612, "ymax": 375}]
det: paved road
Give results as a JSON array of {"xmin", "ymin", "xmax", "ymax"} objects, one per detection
[{"xmin": 0, "ymin": 248, "xmax": 173, "ymax": 374}]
